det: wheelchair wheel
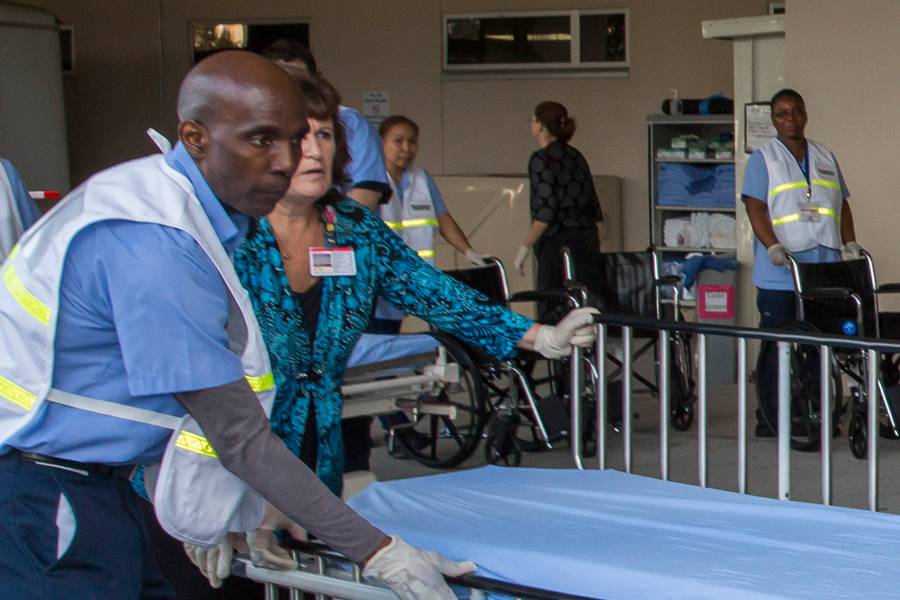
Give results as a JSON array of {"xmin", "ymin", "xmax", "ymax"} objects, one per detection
[
  {"xmin": 848, "ymin": 400, "xmax": 867, "ymax": 459},
  {"xmin": 756, "ymin": 321, "xmax": 841, "ymax": 452},
  {"xmin": 395, "ymin": 335, "xmax": 488, "ymax": 469},
  {"xmin": 669, "ymin": 332, "xmax": 695, "ymax": 432}
]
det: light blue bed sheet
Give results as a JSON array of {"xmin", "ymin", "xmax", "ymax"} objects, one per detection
[
  {"xmin": 349, "ymin": 466, "xmax": 900, "ymax": 600},
  {"xmin": 346, "ymin": 333, "xmax": 440, "ymax": 369}
]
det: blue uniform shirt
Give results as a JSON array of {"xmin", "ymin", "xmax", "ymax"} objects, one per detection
[
  {"xmin": 742, "ymin": 143, "xmax": 849, "ymax": 291},
  {"xmin": 1, "ymin": 159, "xmax": 41, "ymax": 230},
  {"xmin": 5, "ymin": 143, "xmax": 246, "ymax": 463},
  {"xmin": 339, "ymin": 106, "xmax": 389, "ymax": 198},
  {"xmin": 395, "ymin": 168, "xmax": 448, "ymax": 214}
]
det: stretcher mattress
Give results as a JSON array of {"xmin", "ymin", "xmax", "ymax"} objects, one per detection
[
  {"xmin": 346, "ymin": 333, "xmax": 440, "ymax": 368},
  {"xmin": 348, "ymin": 466, "xmax": 900, "ymax": 599}
]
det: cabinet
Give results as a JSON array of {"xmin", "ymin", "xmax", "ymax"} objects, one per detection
[{"xmin": 648, "ymin": 113, "xmax": 736, "ymax": 257}]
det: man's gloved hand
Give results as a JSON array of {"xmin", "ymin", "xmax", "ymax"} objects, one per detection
[
  {"xmin": 843, "ymin": 241, "xmax": 864, "ymax": 260},
  {"xmin": 513, "ymin": 246, "xmax": 531, "ymax": 275},
  {"xmin": 246, "ymin": 503, "xmax": 308, "ymax": 570},
  {"xmin": 464, "ymin": 249, "xmax": 488, "ymax": 267},
  {"xmin": 533, "ymin": 307, "xmax": 600, "ymax": 359},
  {"xmin": 767, "ymin": 243, "xmax": 788, "ymax": 266},
  {"xmin": 184, "ymin": 533, "xmax": 245, "ymax": 588},
  {"xmin": 362, "ymin": 535, "xmax": 476, "ymax": 600}
]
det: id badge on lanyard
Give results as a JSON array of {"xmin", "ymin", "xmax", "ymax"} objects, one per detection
[{"xmin": 309, "ymin": 204, "xmax": 357, "ymax": 276}]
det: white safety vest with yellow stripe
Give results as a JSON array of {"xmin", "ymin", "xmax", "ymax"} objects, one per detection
[
  {"xmin": 379, "ymin": 166, "xmax": 438, "ymax": 264},
  {"xmin": 0, "ymin": 154, "xmax": 275, "ymax": 546},
  {"xmin": 760, "ymin": 138, "xmax": 843, "ymax": 252},
  {"xmin": 374, "ymin": 167, "xmax": 439, "ymax": 322}
]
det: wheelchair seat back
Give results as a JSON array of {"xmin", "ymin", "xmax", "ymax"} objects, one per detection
[
  {"xmin": 792, "ymin": 258, "xmax": 876, "ymax": 337},
  {"xmin": 444, "ymin": 261, "xmax": 508, "ymax": 308},
  {"xmin": 599, "ymin": 252, "xmax": 659, "ymax": 319}
]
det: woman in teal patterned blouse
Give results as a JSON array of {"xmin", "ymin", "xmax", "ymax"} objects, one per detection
[{"xmin": 233, "ymin": 74, "xmax": 598, "ymax": 496}]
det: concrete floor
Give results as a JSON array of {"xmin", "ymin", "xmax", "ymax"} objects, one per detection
[{"xmin": 368, "ymin": 381, "xmax": 900, "ymax": 516}]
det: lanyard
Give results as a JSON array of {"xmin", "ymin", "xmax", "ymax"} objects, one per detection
[{"xmin": 776, "ymin": 138, "xmax": 811, "ymax": 199}]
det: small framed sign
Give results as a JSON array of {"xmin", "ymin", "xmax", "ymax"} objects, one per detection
[{"xmin": 744, "ymin": 102, "xmax": 776, "ymax": 154}]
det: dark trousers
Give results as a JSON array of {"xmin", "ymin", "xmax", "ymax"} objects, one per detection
[
  {"xmin": 756, "ymin": 288, "xmax": 797, "ymax": 428},
  {"xmin": 535, "ymin": 227, "xmax": 603, "ymax": 323},
  {"xmin": 0, "ymin": 451, "xmax": 173, "ymax": 600}
]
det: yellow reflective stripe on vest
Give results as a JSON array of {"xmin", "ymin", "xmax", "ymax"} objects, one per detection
[
  {"xmin": 772, "ymin": 207, "xmax": 838, "ymax": 226},
  {"xmin": 245, "ymin": 372, "xmax": 274, "ymax": 393},
  {"xmin": 0, "ymin": 375, "xmax": 36, "ymax": 410},
  {"xmin": 176, "ymin": 430, "xmax": 217, "ymax": 458},
  {"xmin": 3, "ymin": 264, "xmax": 50, "ymax": 326},
  {"xmin": 402, "ymin": 218, "xmax": 438, "ymax": 228},
  {"xmin": 812, "ymin": 179, "xmax": 841, "ymax": 191},
  {"xmin": 382, "ymin": 219, "xmax": 438, "ymax": 231},
  {"xmin": 769, "ymin": 181, "xmax": 808, "ymax": 199},
  {"xmin": 417, "ymin": 249, "xmax": 435, "ymax": 259}
]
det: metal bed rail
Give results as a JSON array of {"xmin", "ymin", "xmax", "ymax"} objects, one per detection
[
  {"xmin": 236, "ymin": 539, "xmax": 597, "ymax": 600},
  {"xmin": 568, "ymin": 312, "xmax": 900, "ymax": 511}
]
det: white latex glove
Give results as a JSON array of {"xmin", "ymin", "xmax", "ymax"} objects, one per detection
[
  {"xmin": 534, "ymin": 307, "xmax": 600, "ymax": 359},
  {"xmin": 843, "ymin": 241, "xmax": 863, "ymax": 260},
  {"xmin": 363, "ymin": 536, "xmax": 476, "ymax": 600},
  {"xmin": 513, "ymin": 245, "xmax": 530, "ymax": 275},
  {"xmin": 464, "ymin": 248, "xmax": 488, "ymax": 267},
  {"xmin": 767, "ymin": 243, "xmax": 788, "ymax": 266},
  {"xmin": 246, "ymin": 503, "xmax": 308, "ymax": 570},
  {"xmin": 184, "ymin": 533, "xmax": 245, "ymax": 589}
]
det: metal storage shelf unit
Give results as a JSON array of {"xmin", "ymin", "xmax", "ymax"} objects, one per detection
[{"xmin": 648, "ymin": 113, "xmax": 736, "ymax": 257}]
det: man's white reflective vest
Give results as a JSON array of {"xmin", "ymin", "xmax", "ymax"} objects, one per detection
[
  {"xmin": 759, "ymin": 138, "xmax": 843, "ymax": 252},
  {"xmin": 0, "ymin": 161, "xmax": 27, "ymax": 262},
  {"xmin": 0, "ymin": 155, "xmax": 276, "ymax": 546},
  {"xmin": 375, "ymin": 166, "xmax": 438, "ymax": 321}
]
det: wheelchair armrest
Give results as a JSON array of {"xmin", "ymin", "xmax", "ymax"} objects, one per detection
[
  {"xmin": 509, "ymin": 289, "xmax": 572, "ymax": 303},
  {"xmin": 799, "ymin": 286, "xmax": 857, "ymax": 301},
  {"xmin": 877, "ymin": 283, "xmax": 900, "ymax": 294},
  {"xmin": 654, "ymin": 275, "xmax": 681, "ymax": 288}
]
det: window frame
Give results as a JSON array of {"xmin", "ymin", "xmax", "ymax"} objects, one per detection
[{"xmin": 442, "ymin": 8, "xmax": 629, "ymax": 72}]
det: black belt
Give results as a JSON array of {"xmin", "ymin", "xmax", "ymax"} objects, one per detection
[{"xmin": 19, "ymin": 451, "xmax": 135, "ymax": 479}]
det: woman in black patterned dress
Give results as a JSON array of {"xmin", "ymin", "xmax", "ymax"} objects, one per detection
[{"xmin": 514, "ymin": 101, "xmax": 604, "ymax": 322}]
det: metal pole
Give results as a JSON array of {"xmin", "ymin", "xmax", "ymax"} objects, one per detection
[
  {"xmin": 819, "ymin": 345, "xmax": 831, "ymax": 505},
  {"xmin": 777, "ymin": 341, "xmax": 791, "ymax": 501},
  {"xmin": 867, "ymin": 348, "xmax": 879, "ymax": 511},
  {"xmin": 698, "ymin": 334, "xmax": 708, "ymax": 488},
  {"xmin": 623, "ymin": 326, "xmax": 633, "ymax": 474},
  {"xmin": 596, "ymin": 325, "xmax": 607, "ymax": 469},
  {"xmin": 737, "ymin": 337, "xmax": 748, "ymax": 494},
  {"xmin": 570, "ymin": 344, "xmax": 584, "ymax": 470},
  {"xmin": 659, "ymin": 330, "xmax": 670, "ymax": 481}
]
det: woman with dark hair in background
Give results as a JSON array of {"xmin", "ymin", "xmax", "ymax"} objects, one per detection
[{"xmin": 514, "ymin": 101, "xmax": 604, "ymax": 322}]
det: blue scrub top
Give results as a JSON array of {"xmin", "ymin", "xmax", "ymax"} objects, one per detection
[
  {"xmin": 1, "ymin": 159, "xmax": 41, "ymax": 230},
  {"xmin": 742, "ymin": 143, "xmax": 849, "ymax": 291},
  {"xmin": 5, "ymin": 143, "xmax": 246, "ymax": 463},
  {"xmin": 339, "ymin": 106, "xmax": 389, "ymax": 194},
  {"xmin": 394, "ymin": 168, "xmax": 447, "ymax": 214}
]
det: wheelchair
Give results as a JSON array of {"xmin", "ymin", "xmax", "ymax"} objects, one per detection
[
  {"xmin": 759, "ymin": 251, "xmax": 900, "ymax": 456},
  {"xmin": 563, "ymin": 248, "xmax": 697, "ymax": 434},
  {"xmin": 357, "ymin": 258, "xmax": 581, "ymax": 468}
]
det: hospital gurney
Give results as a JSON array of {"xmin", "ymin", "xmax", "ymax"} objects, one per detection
[
  {"xmin": 340, "ymin": 332, "xmax": 489, "ymax": 468},
  {"xmin": 235, "ymin": 465, "xmax": 900, "ymax": 599}
]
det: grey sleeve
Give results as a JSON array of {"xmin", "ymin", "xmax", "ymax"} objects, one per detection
[{"xmin": 175, "ymin": 379, "xmax": 386, "ymax": 563}]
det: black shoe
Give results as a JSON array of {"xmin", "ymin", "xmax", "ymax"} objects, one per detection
[{"xmin": 755, "ymin": 422, "xmax": 775, "ymax": 438}]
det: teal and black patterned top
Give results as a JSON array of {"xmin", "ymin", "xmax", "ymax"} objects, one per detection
[{"xmin": 232, "ymin": 195, "xmax": 532, "ymax": 494}]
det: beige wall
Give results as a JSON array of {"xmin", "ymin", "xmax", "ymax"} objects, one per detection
[
  {"xmin": 28, "ymin": 0, "xmax": 763, "ymax": 249},
  {"xmin": 785, "ymin": 0, "xmax": 900, "ymax": 290}
]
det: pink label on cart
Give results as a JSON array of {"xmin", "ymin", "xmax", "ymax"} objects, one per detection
[{"xmin": 697, "ymin": 284, "xmax": 734, "ymax": 319}]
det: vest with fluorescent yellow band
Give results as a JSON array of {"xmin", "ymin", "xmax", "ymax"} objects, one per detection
[
  {"xmin": 759, "ymin": 138, "xmax": 843, "ymax": 253},
  {"xmin": 376, "ymin": 166, "xmax": 438, "ymax": 321},
  {"xmin": 0, "ymin": 155, "xmax": 275, "ymax": 460}
]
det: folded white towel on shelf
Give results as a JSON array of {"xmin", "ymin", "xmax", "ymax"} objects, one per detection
[{"xmin": 663, "ymin": 217, "xmax": 692, "ymax": 247}]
